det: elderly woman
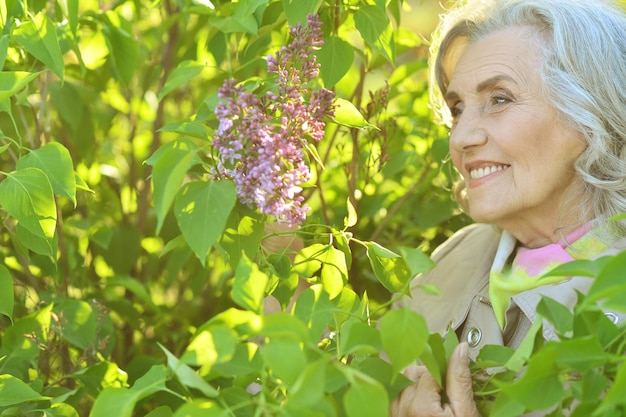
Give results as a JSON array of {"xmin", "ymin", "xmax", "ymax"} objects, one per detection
[{"xmin": 391, "ymin": 0, "xmax": 626, "ymax": 415}]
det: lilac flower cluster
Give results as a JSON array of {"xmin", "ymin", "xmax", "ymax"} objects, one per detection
[{"xmin": 213, "ymin": 14, "xmax": 335, "ymax": 225}]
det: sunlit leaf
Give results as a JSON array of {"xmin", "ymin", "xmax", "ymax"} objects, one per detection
[
  {"xmin": 331, "ymin": 98, "xmax": 375, "ymax": 129},
  {"xmin": 0, "ymin": 374, "xmax": 49, "ymax": 407},
  {"xmin": 159, "ymin": 344, "xmax": 219, "ymax": 398},
  {"xmin": 172, "ymin": 400, "xmax": 227, "ymax": 417},
  {"xmin": 17, "ymin": 142, "xmax": 77, "ymax": 206},
  {"xmin": 0, "ymin": 167, "xmax": 56, "ymax": 240},
  {"xmin": 232, "ymin": 253, "xmax": 269, "ymax": 314},
  {"xmin": 339, "ymin": 320, "xmax": 382, "ymax": 356},
  {"xmin": 13, "ymin": 13, "xmax": 64, "ymax": 81},
  {"xmin": 147, "ymin": 138, "xmax": 199, "ymax": 234},
  {"xmin": 89, "ymin": 365, "xmax": 169, "ymax": 417},
  {"xmin": 364, "ymin": 241, "xmax": 412, "ymax": 294},
  {"xmin": 0, "ymin": 71, "xmax": 44, "ymax": 103},
  {"xmin": 380, "ymin": 308, "xmax": 428, "ymax": 375},
  {"xmin": 344, "ymin": 197, "xmax": 357, "ymax": 228},
  {"xmin": 174, "ymin": 179, "xmax": 237, "ymax": 265},
  {"xmin": 317, "ymin": 35, "xmax": 353, "ymax": 88}
]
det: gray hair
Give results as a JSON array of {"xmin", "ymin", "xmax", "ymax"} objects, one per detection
[{"xmin": 430, "ymin": 0, "xmax": 626, "ymax": 237}]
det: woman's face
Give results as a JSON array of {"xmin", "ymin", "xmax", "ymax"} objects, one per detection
[{"xmin": 445, "ymin": 27, "xmax": 587, "ymax": 247}]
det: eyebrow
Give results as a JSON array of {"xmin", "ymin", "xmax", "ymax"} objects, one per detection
[{"xmin": 445, "ymin": 74, "xmax": 517, "ymax": 103}]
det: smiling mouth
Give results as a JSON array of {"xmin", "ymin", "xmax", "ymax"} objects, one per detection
[{"xmin": 469, "ymin": 165, "xmax": 510, "ymax": 179}]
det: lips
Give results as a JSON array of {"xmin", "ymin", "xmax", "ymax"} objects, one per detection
[{"xmin": 469, "ymin": 164, "xmax": 510, "ymax": 179}]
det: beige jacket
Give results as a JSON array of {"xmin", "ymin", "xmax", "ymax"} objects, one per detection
[{"xmin": 397, "ymin": 223, "xmax": 626, "ymax": 360}]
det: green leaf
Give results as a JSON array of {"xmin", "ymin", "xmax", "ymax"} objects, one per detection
[
  {"xmin": 57, "ymin": 0, "xmax": 79, "ymax": 36},
  {"xmin": 147, "ymin": 139, "xmax": 199, "ymax": 234},
  {"xmin": 354, "ymin": 5, "xmax": 395, "ymax": 64},
  {"xmin": 89, "ymin": 365, "xmax": 169, "ymax": 417},
  {"xmin": 17, "ymin": 142, "xmax": 77, "ymax": 206},
  {"xmin": 380, "ymin": 308, "xmax": 429, "ymax": 375},
  {"xmin": 331, "ymin": 98, "xmax": 375, "ymax": 129},
  {"xmin": 0, "ymin": 167, "xmax": 57, "ymax": 240},
  {"xmin": 0, "ymin": 71, "xmax": 44, "ymax": 103},
  {"xmin": 53, "ymin": 299, "xmax": 97, "ymax": 349},
  {"xmin": 504, "ymin": 318, "xmax": 543, "ymax": 372},
  {"xmin": 232, "ymin": 253, "xmax": 269, "ymax": 314},
  {"xmin": 595, "ymin": 361, "xmax": 626, "ymax": 414},
  {"xmin": 585, "ymin": 251, "xmax": 626, "ymax": 311},
  {"xmin": 287, "ymin": 360, "xmax": 326, "ymax": 407},
  {"xmin": 550, "ymin": 337, "xmax": 607, "ymax": 372},
  {"xmin": 43, "ymin": 402, "xmax": 80, "ymax": 417},
  {"xmin": 208, "ymin": 0, "xmax": 267, "ymax": 35},
  {"xmin": 158, "ymin": 60, "xmax": 205, "ymax": 101},
  {"xmin": 0, "ymin": 265, "xmax": 13, "ymax": 323},
  {"xmin": 397, "ymin": 246, "xmax": 435, "ymax": 277},
  {"xmin": 418, "ymin": 333, "xmax": 447, "ymax": 388},
  {"xmin": 339, "ymin": 320, "xmax": 382, "ymax": 356},
  {"xmin": 292, "ymin": 285, "xmax": 334, "ymax": 343},
  {"xmin": 12, "ymin": 12, "xmax": 65, "ymax": 81},
  {"xmin": 0, "ymin": 35, "xmax": 9, "ymax": 69},
  {"xmin": 317, "ymin": 36, "xmax": 353, "ymax": 88},
  {"xmin": 260, "ymin": 337, "xmax": 306, "ymax": 385},
  {"xmin": 542, "ymin": 257, "xmax": 611, "ymax": 279},
  {"xmin": 219, "ymin": 208, "xmax": 264, "ymax": 269},
  {"xmin": 364, "ymin": 241, "xmax": 412, "ymax": 294},
  {"xmin": 343, "ymin": 375, "xmax": 389, "ymax": 417},
  {"xmin": 536, "ymin": 296, "xmax": 573, "ymax": 336},
  {"xmin": 174, "ymin": 179, "xmax": 237, "ymax": 266},
  {"xmin": 344, "ymin": 197, "xmax": 357, "ymax": 228},
  {"xmin": 101, "ymin": 11, "xmax": 139, "ymax": 85},
  {"xmin": 172, "ymin": 400, "xmax": 227, "ymax": 417},
  {"xmin": 0, "ymin": 374, "xmax": 50, "ymax": 407},
  {"xmin": 501, "ymin": 347, "xmax": 563, "ymax": 411},
  {"xmin": 159, "ymin": 344, "xmax": 219, "ymax": 398},
  {"xmin": 282, "ymin": 0, "xmax": 323, "ymax": 25},
  {"xmin": 320, "ymin": 245, "xmax": 348, "ymax": 299}
]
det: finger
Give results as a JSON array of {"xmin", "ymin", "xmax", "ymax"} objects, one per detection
[
  {"xmin": 446, "ymin": 342, "xmax": 479, "ymax": 417},
  {"xmin": 390, "ymin": 383, "xmax": 419, "ymax": 417},
  {"xmin": 413, "ymin": 370, "xmax": 451, "ymax": 417},
  {"xmin": 403, "ymin": 365, "xmax": 427, "ymax": 382}
]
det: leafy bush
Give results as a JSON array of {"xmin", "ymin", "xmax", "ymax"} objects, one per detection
[{"xmin": 0, "ymin": 1, "xmax": 624, "ymax": 416}]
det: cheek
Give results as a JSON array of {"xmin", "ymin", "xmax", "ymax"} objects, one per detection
[{"xmin": 450, "ymin": 149, "xmax": 463, "ymax": 173}]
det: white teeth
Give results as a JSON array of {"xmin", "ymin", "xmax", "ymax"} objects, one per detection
[{"xmin": 470, "ymin": 165, "xmax": 508, "ymax": 179}]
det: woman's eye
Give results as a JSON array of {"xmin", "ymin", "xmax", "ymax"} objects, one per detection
[
  {"xmin": 449, "ymin": 103, "xmax": 463, "ymax": 121},
  {"xmin": 491, "ymin": 94, "xmax": 512, "ymax": 105}
]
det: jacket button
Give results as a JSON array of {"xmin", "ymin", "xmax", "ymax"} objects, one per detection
[
  {"xmin": 467, "ymin": 327, "xmax": 482, "ymax": 347},
  {"xmin": 605, "ymin": 312, "xmax": 619, "ymax": 324}
]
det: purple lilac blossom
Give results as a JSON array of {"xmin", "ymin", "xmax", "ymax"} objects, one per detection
[{"xmin": 213, "ymin": 14, "xmax": 335, "ymax": 225}]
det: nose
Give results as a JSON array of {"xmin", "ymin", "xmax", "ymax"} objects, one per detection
[{"xmin": 449, "ymin": 109, "xmax": 488, "ymax": 152}]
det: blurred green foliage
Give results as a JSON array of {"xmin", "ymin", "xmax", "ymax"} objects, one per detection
[{"xmin": 1, "ymin": 1, "xmax": 624, "ymax": 416}]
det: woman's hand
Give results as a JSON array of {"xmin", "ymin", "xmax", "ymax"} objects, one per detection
[{"xmin": 390, "ymin": 342, "xmax": 479, "ymax": 417}]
